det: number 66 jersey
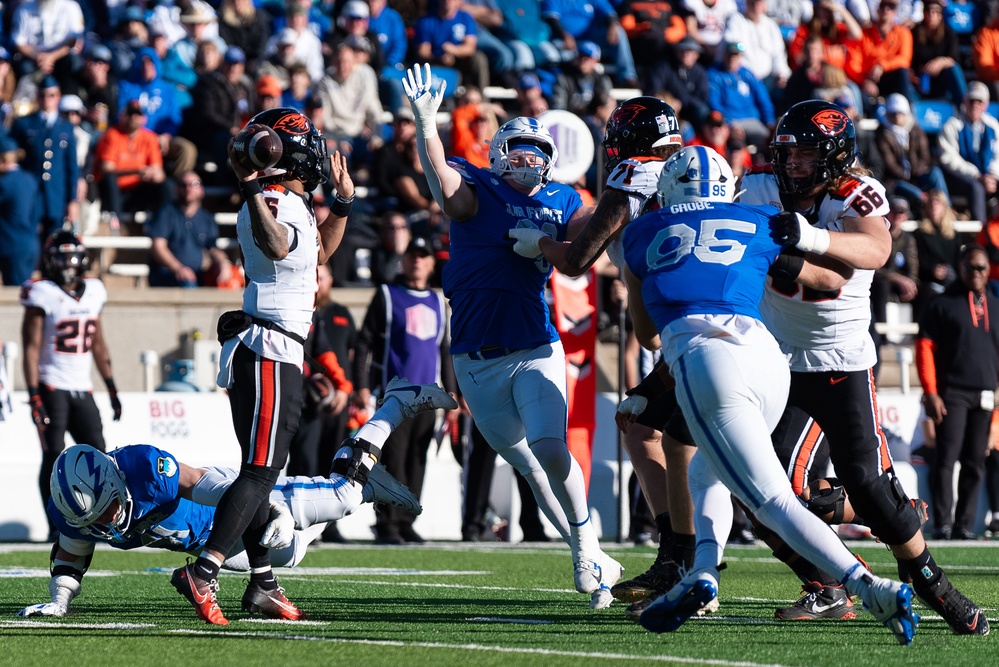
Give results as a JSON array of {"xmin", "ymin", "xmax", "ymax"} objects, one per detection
[
  {"xmin": 19, "ymin": 278, "xmax": 107, "ymax": 391},
  {"xmin": 740, "ymin": 168, "xmax": 890, "ymax": 372}
]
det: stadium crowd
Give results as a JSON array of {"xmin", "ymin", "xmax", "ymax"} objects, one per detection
[{"xmin": 0, "ymin": 0, "xmax": 998, "ymax": 293}]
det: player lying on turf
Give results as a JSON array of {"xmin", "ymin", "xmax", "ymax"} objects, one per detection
[{"xmin": 18, "ymin": 379, "xmax": 457, "ymax": 619}]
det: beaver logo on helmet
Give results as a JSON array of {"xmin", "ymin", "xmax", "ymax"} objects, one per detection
[
  {"xmin": 610, "ymin": 101, "xmax": 646, "ymax": 126},
  {"xmin": 810, "ymin": 109, "xmax": 849, "ymax": 136},
  {"xmin": 272, "ymin": 112, "xmax": 312, "ymax": 136}
]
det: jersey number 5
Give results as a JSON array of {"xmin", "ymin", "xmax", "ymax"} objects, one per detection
[
  {"xmin": 646, "ymin": 218, "xmax": 755, "ymax": 270},
  {"xmin": 55, "ymin": 318, "xmax": 98, "ymax": 354}
]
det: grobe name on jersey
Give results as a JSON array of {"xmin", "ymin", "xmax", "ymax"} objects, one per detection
[{"xmin": 669, "ymin": 201, "xmax": 718, "ymax": 214}]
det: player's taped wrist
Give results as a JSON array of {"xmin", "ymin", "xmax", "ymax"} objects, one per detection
[
  {"xmin": 795, "ymin": 214, "xmax": 831, "ymax": 254},
  {"xmin": 28, "ymin": 385, "xmax": 40, "ymax": 399},
  {"xmin": 238, "ymin": 179, "xmax": 263, "ymax": 199},
  {"xmin": 626, "ymin": 361, "xmax": 668, "ymax": 400}
]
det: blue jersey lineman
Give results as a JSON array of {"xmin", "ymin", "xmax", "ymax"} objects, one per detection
[{"xmin": 622, "ymin": 146, "xmax": 919, "ymax": 644}]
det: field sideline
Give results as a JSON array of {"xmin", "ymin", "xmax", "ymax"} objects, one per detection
[{"xmin": 0, "ymin": 541, "xmax": 996, "ymax": 666}]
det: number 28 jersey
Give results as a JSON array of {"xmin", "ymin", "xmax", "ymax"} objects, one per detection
[
  {"xmin": 739, "ymin": 170, "xmax": 890, "ymax": 371},
  {"xmin": 19, "ymin": 278, "xmax": 107, "ymax": 391}
]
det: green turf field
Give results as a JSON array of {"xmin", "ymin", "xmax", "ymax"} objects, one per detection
[{"xmin": 0, "ymin": 541, "xmax": 995, "ymax": 666}]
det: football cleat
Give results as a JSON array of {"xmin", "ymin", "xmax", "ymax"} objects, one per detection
[
  {"xmin": 574, "ymin": 551, "xmax": 624, "ymax": 595},
  {"xmin": 171, "ymin": 563, "xmax": 228, "ymax": 625},
  {"xmin": 775, "ymin": 582, "xmax": 857, "ymax": 620},
  {"xmin": 380, "ymin": 377, "xmax": 458, "ymax": 419},
  {"xmin": 361, "ymin": 463, "xmax": 423, "ymax": 515},
  {"xmin": 611, "ymin": 554, "xmax": 682, "ymax": 602},
  {"xmin": 241, "ymin": 580, "xmax": 306, "ymax": 621},
  {"xmin": 855, "ymin": 573, "xmax": 919, "ymax": 645},
  {"xmin": 914, "ymin": 573, "xmax": 990, "ymax": 636},
  {"xmin": 637, "ymin": 566, "xmax": 719, "ymax": 633}
]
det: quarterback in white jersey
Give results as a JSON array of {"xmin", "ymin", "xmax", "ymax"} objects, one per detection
[
  {"xmin": 20, "ymin": 231, "xmax": 120, "ymax": 541},
  {"xmin": 740, "ymin": 100, "xmax": 989, "ymax": 635},
  {"xmin": 172, "ymin": 107, "xmax": 356, "ymax": 626}
]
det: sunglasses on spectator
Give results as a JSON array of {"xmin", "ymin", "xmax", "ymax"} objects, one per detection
[{"xmin": 964, "ymin": 264, "xmax": 989, "ymax": 272}]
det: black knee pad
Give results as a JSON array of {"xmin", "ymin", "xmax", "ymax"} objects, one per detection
[
  {"xmin": 802, "ymin": 477, "xmax": 848, "ymax": 524},
  {"xmin": 845, "ymin": 471, "xmax": 922, "ymax": 545},
  {"xmin": 330, "ymin": 437, "xmax": 382, "ymax": 486}
]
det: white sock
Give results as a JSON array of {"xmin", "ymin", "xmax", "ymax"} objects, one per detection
[
  {"xmin": 530, "ymin": 437, "xmax": 596, "ymax": 554},
  {"xmin": 688, "ymin": 454, "xmax": 731, "ymax": 572}
]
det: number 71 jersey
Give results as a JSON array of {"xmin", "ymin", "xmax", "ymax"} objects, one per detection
[{"xmin": 20, "ymin": 278, "xmax": 107, "ymax": 391}]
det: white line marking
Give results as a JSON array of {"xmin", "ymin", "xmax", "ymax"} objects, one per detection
[
  {"xmin": 466, "ymin": 617, "xmax": 553, "ymax": 624},
  {"xmin": 240, "ymin": 618, "xmax": 328, "ymax": 626},
  {"xmin": 1, "ymin": 620, "xmax": 155, "ymax": 629},
  {"xmin": 166, "ymin": 629, "xmax": 795, "ymax": 666}
]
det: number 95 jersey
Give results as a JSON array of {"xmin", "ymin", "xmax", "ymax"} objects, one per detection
[
  {"xmin": 20, "ymin": 278, "xmax": 107, "ymax": 391},
  {"xmin": 740, "ymin": 170, "xmax": 890, "ymax": 371}
]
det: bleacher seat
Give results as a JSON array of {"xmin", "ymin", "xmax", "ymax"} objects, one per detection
[{"xmin": 911, "ymin": 100, "xmax": 955, "ymax": 134}]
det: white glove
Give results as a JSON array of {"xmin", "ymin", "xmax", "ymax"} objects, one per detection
[
  {"xmin": 507, "ymin": 228, "xmax": 547, "ymax": 259},
  {"xmin": 617, "ymin": 395, "xmax": 649, "ymax": 419},
  {"xmin": 17, "ymin": 574, "xmax": 81, "ymax": 617},
  {"xmin": 401, "ymin": 63, "xmax": 446, "ymax": 139},
  {"xmin": 260, "ymin": 502, "xmax": 295, "ymax": 550},
  {"xmin": 788, "ymin": 212, "xmax": 830, "ymax": 254}
]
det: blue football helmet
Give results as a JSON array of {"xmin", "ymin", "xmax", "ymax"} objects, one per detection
[
  {"xmin": 488, "ymin": 116, "xmax": 559, "ymax": 188},
  {"xmin": 50, "ymin": 445, "xmax": 133, "ymax": 540}
]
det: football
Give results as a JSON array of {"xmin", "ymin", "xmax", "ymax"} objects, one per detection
[{"xmin": 230, "ymin": 123, "xmax": 283, "ymax": 172}]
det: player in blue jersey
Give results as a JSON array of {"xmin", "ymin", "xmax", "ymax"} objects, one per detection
[
  {"xmin": 18, "ymin": 380, "xmax": 456, "ymax": 619},
  {"xmin": 402, "ymin": 63, "xmax": 622, "ymax": 605},
  {"xmin": 620, "ymin": 146, "xmax": 919, "ymax": 644}
]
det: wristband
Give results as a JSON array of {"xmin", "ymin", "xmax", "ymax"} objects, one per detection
[
  {"xmin": 769, "ymin": 250, "xmax": 805, "ymax": 282},
  {"xmin": 238, "ymin": 179, "xmax": 263, "ymax": 199},
  {"xmin": 330, "ymin": 192, "xmax": 354, "ymax": 218},
  {"xmin": 28, "ymin": 385, "xmax": 40, "ymax": 399}
]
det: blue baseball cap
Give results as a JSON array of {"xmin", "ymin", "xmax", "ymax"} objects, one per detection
[
  {"xmin": 224, "ymin": 46, "xmax": 246, "ymax": 63},
  {"xmin": 0, "ymin": 136, "xmax": 19, "ymax": 154},
  {"xmin": 578, "ymin": 41, "xmax": 601, "ymax": 60},
  {"xmin": 518, "ymin": 73, "xmax": 541, "ymax": 90}
]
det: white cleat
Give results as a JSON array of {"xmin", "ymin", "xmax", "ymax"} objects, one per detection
[
  {"xmin": 574, "ymin": 551, "xmax": 624, "ymax": 595},
  {"xmin": 853, "ymin": 573, "xmax": 919, "ymax": 646},
  {"xmin": 380, "ymin": 377, "xmax": 458, "ymax": 419},
  {"xmin": 361, "ymin": 463, "xmax": 423, "ymax": 515}
]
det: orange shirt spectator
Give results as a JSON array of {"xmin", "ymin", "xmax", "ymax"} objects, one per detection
[
  {"xmin": 451, "ymin": 104, "xmax": 490, "ymax": 168},
  {"xmin": 788, "ymin": 1, "xmax": 863, "ymax": 75},
  {"xmin": 95, "ymin": 104, "xmax": 164, "ymax": 190},
  {"xmin": 854, "ymin": 5, "xmax": 914, "ymax": 88},
  {"xmin": 973, "ymin": 15, "xmax": 999, "ymax": 89}
]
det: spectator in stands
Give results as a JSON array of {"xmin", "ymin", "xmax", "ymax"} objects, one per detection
[
  {"xmin": 280, "ymin": 64, "xmax": 312, "ymax": 111},
  {"xmin": 582, "ymin": 89, "xmax": 616, "ymax": 189},
  {"xmin": 542, "ymin": 0, "xmax": 638, "ymax": 87},
  {"xmin": 494, "ymin": 0, "xmax": 561, "ymax": 70},
  {"xmin": 373, "ymin": 109, "xmax": 440, "ymax": 219},
  {"xmin": 194, "ymin": 40, "xmax": 223, "ymax": 78},
  {"xmin": 265, "ymin": 8, "xmax": 324, "ymax": 83},
  {"xmin": 118, "ymin": 47, "xmax": 198, "ymax": 181},
  {"xmin": 107, "ymin": 5, "xmax": 150, "ymax": 80},
  {"xmin": 63, "ymin": 44, "xmax": 117, "ymax": 134},
  {"xmin": 977, "ymin": 209, "xmax": 999, "ymax": 296},
  {"xmin": 187, "ymin": 46, "xmax": 255, "ymax": 170},
  {"xmin": 647, "ymin": 36, "xmax": 710, "ymax": 126},
  {"xmin": 871, "ymin": 196, "xmax": 919, "ymax": 360},
  {"xmin": 0, "ymin": 137, "xmax": 40, "ymax": 286},
  {"xmin": 316, "ymin": 37, "xmax": 384, "ymax": 172},
  {"xmin": 724, "ymin": 0, "xmax": 792, "ymax": 105},
  {"xmin": 147, "ymin": 25, "xmax": 197, "ymax": 114},
  {"xmin": 876, "ymin": 93, "xmax": 949, "ymax": 215},
  {"xmin": 766, "ymin": 0, "xmax": 808, "ymax": 41},
  {"xmin": 912, "ymin": 0, "xmax": 967, "ymax": 107},
  {"xmin": 461, "ymin": 0, "xmax": 526, "ymax": 88},
  {"xmin": 271, "ymin": 0, "xmax": 332, "ymax": 42},
  {"xmin": 681, "ymin": 0, "xmax": 739, "ymax": 64},
  {"xmin": 450, "ymin": 86, "xmax": 503, "ymax": 168},
  {"xmin": 618, "ymin": 0, "xmax": 687, "ymax": 72},
  {"xmin": 10, "ymin": 78, "xmax": 78, "ymax": 236},
  {"xmin": 973, "ymin": 3, "xmax": 999, "ymax": 100},
  {"xmin": 174, "ymin": 0, "xmax": 227, "ymax": 75},
  {"xmin": 515, "ymin": 72, "xmax": 550, "ymax": 117},
  {"xmin": 217, "ymin": 0, "xmax": 272, "ymax": 70},
  {"xmin": 329, "ymin": 1, "xmax": 385, "ymax": 73},
  {"xmin": 256, "ymin": 75, "xmax": 283, "ymax": 112},
  {"xmin": 368, "ymin": 0, "xmax": 408, "ymax": 110},
  {"xmin": 10, "ymin": 0, "xmax": 85, "ymax": 85},
  {"xmin": 0, "ymin": 48, "xmax": 16, "ymax": 133},
  {"xmin": 783, "ymin": 35, "xmax": 835, "ymax": 111},
  {"xmin": 59, "ymin": 94, "xmax": 93, "ymax": 172},
  {"xmin": 94, "ymin": 98, "xmax": 167, "ymax": 216},
  {"xmin": 788, "ymin": 0, "xmax": 864, "ymax": 75},
  {"xmin": 551, "ymin": 41, "xmax": 613, "ymax": 116},
  {"xmin": 916, "ymin": 243, "xmax": 999, "ymax": 540},
  {"xmin": 914, "ymin": 188, "xmax": 963, "ymax": 317},
  {"xmin": 370, "ymin": 211, "xmax": 411, "ymax": 285},
  {"xmin": 259, "ymin": 29, "xmax": 299, "ymax": 88},
  {"xmin": 708, "ymin": 41, "xmax": 775, "ymax": 151},
  {"xmin": 146, "ymin": 171, "xmax": 231, "ymax": 288},
  {"xmin": 854, "ymin": 0, "xmax": 916, "ymax": 110},
  {"xmin": 415, "ymin": 0, "xmax": 490, "ymax": 91},
  {"xmin": 939, "ymin": 81, "xmax": 999, "ymax": 224},
  {"xmin": 689, "ymin": 110, "xmax": 753, "ymax": 177}
]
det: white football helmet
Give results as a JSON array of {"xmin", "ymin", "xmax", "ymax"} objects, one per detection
[
  {"xmin": 656, "ymin": 145, "xmax": 735, "ymax": 208},
  {"xmin": 488, "ymin": 116, "xmax": 559, "ymax": 188},
  {"xmin": 50, "ymin": 445, "xmax": 133, "ymax": 540}
]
